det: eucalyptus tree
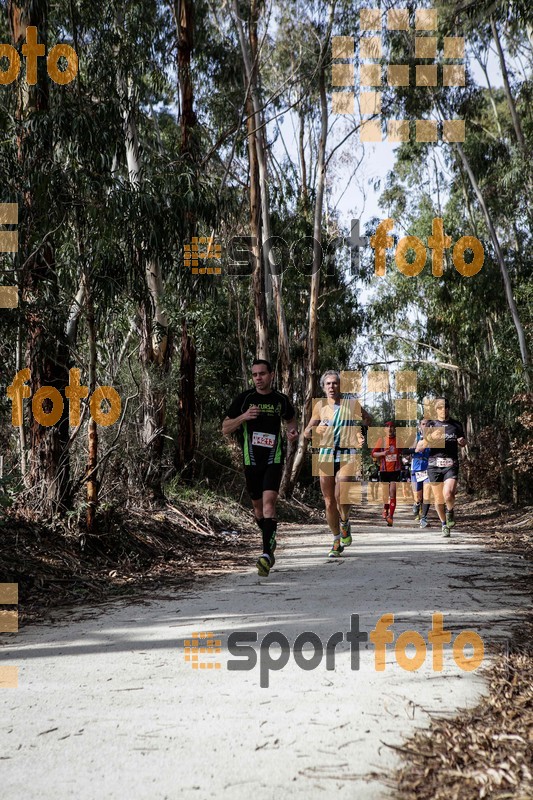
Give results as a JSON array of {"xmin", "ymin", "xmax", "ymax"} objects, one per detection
[
  {"xmin": 381, "ymin": 0, "xmax": 531, "ymax": 387},
  {"xmin": 4, "ymin": 0, "xmax": 74, "ymax": 515}
]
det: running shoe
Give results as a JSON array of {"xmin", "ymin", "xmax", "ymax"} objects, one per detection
[
  {"xmin": 442, "ymin": 524, "xmax": 451, "ymax": 538},
  {"xmin": 419, "ymin": 517, "xmax": 428, "ymax": 529},
  {"xmin": 256, "ymin": 553, "xmax": 273, "ymax": 576},
  {"xmin": 386, "ymin": 515, "xmax": 394, "ymax": 527},
  {"xmin": 328, "ymin": 539, "xmax": 344, "ymax": 558},
  {"xmin": 340, "ymin": 518, "xmax": 352, "ymax": 547},
  {"xmin": 446, "ymin": 509, "xmax": 455, "ymax": 529},
  {"xmin": 412, "ymin": 503, "xmax": 420, "ymax": 518}
]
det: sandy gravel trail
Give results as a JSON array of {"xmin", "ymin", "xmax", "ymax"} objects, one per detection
[{"xmin": 1, "ymin": 505, "xmax": 530, "ymax": 799}]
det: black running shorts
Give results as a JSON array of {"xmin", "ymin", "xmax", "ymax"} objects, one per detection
[
  {"xmin": 427, "ymin": 465, "xmax": 459, "ymax": 482},
  {"xmin": 244, "ymin": 464, "xmax": 283, "ymax": 500},
  {"xmin": 379, "ymin": 470, "xmax": 400, "ymax": 483}
]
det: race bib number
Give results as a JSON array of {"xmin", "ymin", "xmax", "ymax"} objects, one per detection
[
  {"xmin": 385, "ymin": 454, "xmax": 397, "ymax": 463},
  {"xmin": 433, "ymin": 457, "xmax": 454, "ymax": 468},
  {"xmin": 415, "ymin": 470, "xmax": 428, "ymax": 482},
  {"xmin": 252, "ymin": 431, "xmax": 275, "ymax": 448}
]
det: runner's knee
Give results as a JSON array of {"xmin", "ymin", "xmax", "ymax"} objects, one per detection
[{"xmin": 324, "ymin": 494, "xmax": 336, "ymax": 509}]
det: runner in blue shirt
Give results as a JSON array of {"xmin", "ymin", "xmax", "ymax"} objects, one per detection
[{"xmin": 411, "ymin": 419, "xmax": 432, "ymax": 528}]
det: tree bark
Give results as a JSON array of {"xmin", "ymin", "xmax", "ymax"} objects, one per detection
[
  {"xmin": 233, "ymin": 0, "xmax": 291, "ymax": 393},
  {"xmin": 245, "ymin": 87, "xmax": 269, "ymax": 360},
  {"xmin": 118, "ymin": 64, "xmax": 170, "ymax": 499},
  {"xmin": 490, "ymin": 17, "xmax": 527, "ymax": 155},
  {"xmin": 15, "ymin": 321, "xmax": 28, "ymax": 484},
  {"xmin": 84, "ymin": 272, "xmax": 98, "ymax": 532},
  {"xmin": 173, "ymin": 0, "xmax": 197, "ymax": 153},
  {"xmin": 287, "ymin": 3, "xmax": 335, "ymax": 494},
  {"xmin": 171, "ymin": 1, "xmax": 199, "ymax": 476},
  {"xmin": 9, "ymin": 0, "xmax": 71, "ymax": 515},
  {"xmin": 176, "ymin": 320, "xmax": 196, "ymax": 478},
  {"xmin": 298, "ymin": 110, "xmax": 309, "ymax": 211}
]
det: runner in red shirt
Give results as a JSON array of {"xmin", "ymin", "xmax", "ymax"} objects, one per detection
[{"xmin": 371, "ymin": 421, "xmax": 401, "ymax": 527}]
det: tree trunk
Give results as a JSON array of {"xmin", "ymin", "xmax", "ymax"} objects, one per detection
[
  {"xmin": 85, "ymin": 274, "xmax": 98, "ymax": 532},
  {"xmin": 138, "ymin": 302, "xmax": 170, "ymax": 500},
  {"xmin": 287, "ymin": 7, "xmax": 334, "ymax": 494},
  {"xmin": 172, "ymin": 1, "xmax": 199, "ymax": 476},
  {"xmin": 118, "ymin": 60, "xmax": 170, "ymax": 499},
  {"xmin": 497, "ymin": 427, "xmax": 512, "ymax": 502},
  {"xmin": 15, "ymin": 321, "xmax": 28, "ymax": 484},
  {"xmin": 176, "ymin": 320, "xmax": 196, "ymax": 478},
  {"xmin": 245, "ymin": 89, "xmax": 269, "ymax": 359},
  {"xmin": 298, "ymin": 110, "xmax": 309, "ymax": 211},
  {"xmin": 174, "ymin": 0, "xmax": 197, "ymax": 153},
  {"xmin": 233, "ymin": 0, "xmax": 291, "ymax": 391},
  {"xmin": 490, "ymin": 17, "xmax": 527, "ymax": 155},
  {"xmin": 489, "ymin": 17, "xmax": 532, "ymax": 228},
  {"xmin": 10, "ymin": 0, "xmax": 71, "ymax": 516},
  {"xmin": 233, "ymin": 284, "xmax": 249, "ymax": 389}
]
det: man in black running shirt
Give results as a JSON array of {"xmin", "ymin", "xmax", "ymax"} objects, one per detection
[
  {"xmin": 422, "ymin": 398, "xmax": 467, "ymax": 537},
  {"xmin": 222, "ymin": 359, "xmax": 298, "ymax": 577}
]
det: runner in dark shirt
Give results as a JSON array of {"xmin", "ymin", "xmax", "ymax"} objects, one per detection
[
  {"xmin": 422, "ymin": 398, "xmax": 467, "ymax": 537},
  {"xmin": 222, "ymin": 359, "xmax": 298, "ymax": 577}
]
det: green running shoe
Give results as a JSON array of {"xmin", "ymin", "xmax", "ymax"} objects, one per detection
[
  {"xmin": 256, "ymin": 554, "xmax": 273, "ymax": 576},
  {"xmin": 446, "ymin": 509, "xmax": 456, "ymax": 529},
  {"xmin": 340, "ymin": 518, "xmax": 352, "ymax": 547},
  {"xmin": 442, "ymin": 524, "xmax": 451, "ymax": 538},
  {"xmin": 328, "ymin": 539, "xmax": 345, "ymax": 558}
]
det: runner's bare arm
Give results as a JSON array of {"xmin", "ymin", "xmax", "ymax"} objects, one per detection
[
  {"xmin": 303, "ymin": 416, "xmax": 321, "ymax": 439},
  {"xmin": 222, "ymin": 407, "xmax": 260, "ymax": 436},
  {"xmin": 457, "ymin": 436, "xmax": 467, "ymax": 446},
  {"xmin": 284, "ymin": 417, "xmax": 299, "ymax": 441},
  {"xmin": 371, "ymin": 439, "xmax": 386, "ymax": 457}
]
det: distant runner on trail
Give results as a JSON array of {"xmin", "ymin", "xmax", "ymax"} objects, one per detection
[
  {"xmin": 422, "ymin": 398, "xmax": 467, "ymax": 537},
  {"xmin": 304, "ymin": 370, "xmax": 371, "ymax": 558},
  {"xmin": 222, "ymin": 359, "xmax": 298, "ymax": 577},
  {"xmin": 368, "ymin": 460, "xmax": 380, "ymax": 503},
  {"xmin": 371, "ymin": 421, "xmax": 401, "ymax": 527},
  {"xmin": 411, "ymin": 419, "xmax": 432, "ymax": 528}
]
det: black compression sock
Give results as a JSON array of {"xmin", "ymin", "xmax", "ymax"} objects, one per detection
[
  {"xmin": 421, "ymin": 503, "xmax": 430, "ymax": 518},
  {"xmin": 255, "ymin": 516, "xmax": 265, "ymax": 531},
  {"xmin": 262, "ymin": 518, "xmax": 277, "ymax": 556}
]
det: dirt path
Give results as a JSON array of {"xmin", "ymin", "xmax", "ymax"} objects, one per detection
[{"xmin": 1, "ymin": 504, "xmax": 530, "ymax": 799}]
